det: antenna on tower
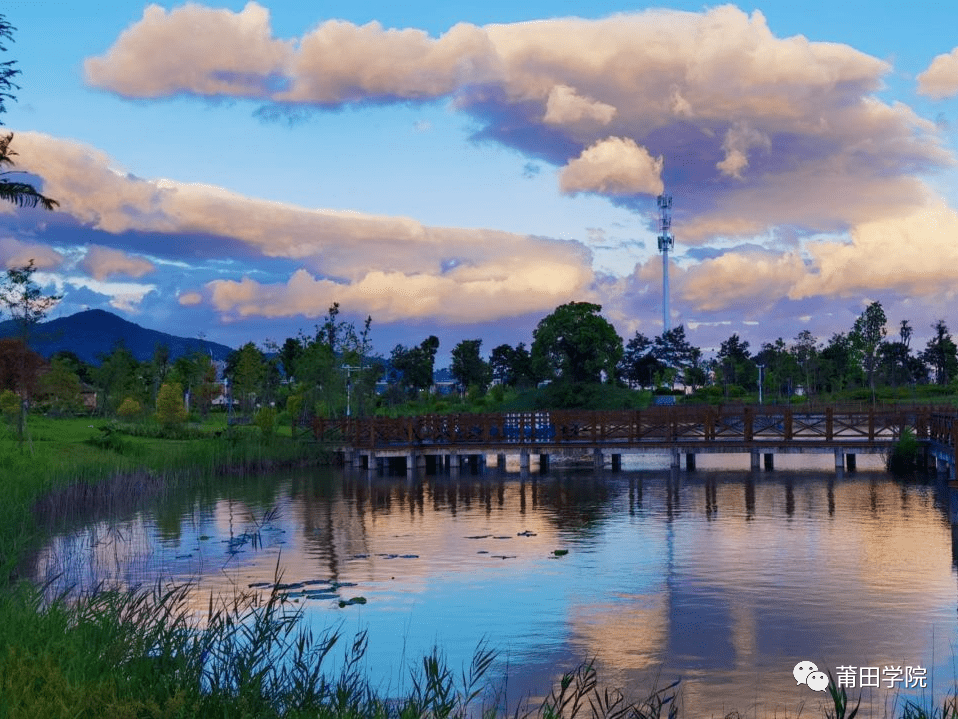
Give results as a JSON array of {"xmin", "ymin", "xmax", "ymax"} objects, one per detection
[{"xmin": 657, "ymin": 194, "xmax": 674, "ymax": 331}]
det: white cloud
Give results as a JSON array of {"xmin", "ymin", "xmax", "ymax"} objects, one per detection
[
  {"xmin": 9, "ymin": 131, "xmax": 595, "ymax": 323},
  {"xmin": 543, "ymin": 85, "xmax": 616, "ymax": 126},
  {"xmin": 560, "ymin": 137, "xmax": 664, "ymax": 196},
  {"xmin": 83, "ymin": 5, "xmax": 952, "ymax": 243},
  {"xmin": 917, "ymin": 47, "xmax": 958, "ymax": 100}
]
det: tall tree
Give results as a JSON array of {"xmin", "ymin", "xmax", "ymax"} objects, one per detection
[
  {"xmin": 0, "ymin": 259, "xmax": 61, "ymax": 449},
  {"xmin": 0, "ymin": 16, "xmax": 57, "ymax": 210},
  {"xmin": 620, "ymin": 332, "xmax": 662, "ymax": 389},
  {"xmin": 715, "ymin": 334, "xmax": 754, "ymax": 397},
  {"xmin": 230, "ymin": 342, "xmax": 266, "ymax": 415},
  {"xmin": 921, "ymin": 320, "xmax": 958, "ymax": 386},
  {"xmin": 850, "ymin": 301, "xmax": 887, "ymax": 401},
  {"xmin": 450, "ymin": 339, "xmax": 491, "ymax": 393},
  {"xmin": 490, "ymin": 342, "xmax": 535, "ymax": 388},
  {"xmin": 94, "ymin": 342, "xmax": 142, "ymax": 416},
  {"xmin": 391, "ymin": 336, "xmax": 440, "ymax": 395},
  {"xmin": 790, "ymin": 330, "xmax": 821, "ymax": 397},
  {"xmin": 531, "ymin": 302, "xmax": 622, "ymax": 384}
]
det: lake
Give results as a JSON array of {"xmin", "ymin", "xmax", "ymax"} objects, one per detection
[{"xmin": 28, "ymin": 454, "xmax": 958, "ymax": 718}]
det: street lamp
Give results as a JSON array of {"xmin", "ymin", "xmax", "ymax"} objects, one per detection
[{"xmin": 342, "ymin": 364, "xmax": 363, "ymax": 417}]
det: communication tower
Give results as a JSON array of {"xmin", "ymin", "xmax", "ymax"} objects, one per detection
[{"xmin": 657, "ymin": 194, "xmax": 674, "ymax": 331}]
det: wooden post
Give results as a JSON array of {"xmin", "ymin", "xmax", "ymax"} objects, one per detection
[
  {"xmin": 744, "ymin": 406, "xmax": 753, "ymax": 442},
  {"xmin": 826, "ymin": 407, "xmax": 834, "ymax": 441},
  {"xmin": 868, "ymin": 407, "xmax": 875, "ymax": 441},
  {"xmin": 784, "ymin": 409, "xmax": 793, "ymax": 441}
]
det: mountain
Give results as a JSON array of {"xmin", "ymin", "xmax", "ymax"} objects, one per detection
[{"xmin": 0, "ymin": 309, "xmax": 235, "ymax": 365}]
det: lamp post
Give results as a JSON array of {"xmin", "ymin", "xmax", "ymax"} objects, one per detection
[
  {"xmin": 757, "ymin": 364, "xmax": 765, "ymax": 405},
  {"xmin": 342, "ymin": 365, "xmax": 363, "ymax": 417}
]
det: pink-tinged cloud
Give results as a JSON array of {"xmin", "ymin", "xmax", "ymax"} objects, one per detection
[
  {"xmin": 82, "ymin": 244, "xmax": 155, "ymax": 281},
  {"xmin": 917, "ymin": 48, "xmax": 958, "ymax": 100},
  {"xmin": 84, "ymin": 4, "xmax": 951, "ymax": 242},
  {"xmin": 178, "ymin": 292, "xmax": 202, "ymax": 306},
  {"xmin": 0, "ymin": 237, "xmax": 64, "ymax": 270},
  {"xmin": 560, "ymin": 137, "xmax": 664, "ymax": 196},
  {"xmin": 84, "ymin": 2, "xmax": 293, "ymax": 98},
  {"xmin": 10, "ymin": 131, "xmax": 595, "ymax": 323},
  {"xmin": 543, "ymin": 85, "xmax": 616, "ymax": 127},
  {"xmin": 208, "ymin": 263, "xmax": 594, "ymax": 323}
]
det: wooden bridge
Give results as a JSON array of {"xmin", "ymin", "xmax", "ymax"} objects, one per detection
[{"xmin": 313, "ymin": 405, "xmax": 958, "ymax": 475}]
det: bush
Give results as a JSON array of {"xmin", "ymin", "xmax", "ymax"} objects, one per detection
[
  {"xmin": 155, "ymin": 383, "xmax": 187, "ymax": 427},
  {"xmin": 887, "ymin": 427, "xmax": 920, "ymax": 474},
  {"xmin": 116, "ymin": 397, "xmax": 142, "ymax": 420},
  {"xmin": 255, "ymin": 406, "xmax": 276, "ymax": 438}
]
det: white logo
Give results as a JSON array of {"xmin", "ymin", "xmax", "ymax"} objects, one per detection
[{"xmin": 794, "ymin": 661, "xmax": 829, "ymax": 692}]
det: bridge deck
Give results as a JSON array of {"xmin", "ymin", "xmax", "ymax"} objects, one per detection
[{"xmin": 314, "ymin": 405, "xmax": 958, "ymax": 456}]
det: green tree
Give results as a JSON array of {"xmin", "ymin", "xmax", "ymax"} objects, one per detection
[
  {"xmin": 850, "ymin": 301, "xmax": 887, "ymax": 401},
  {"xmin": 155, "ymin": 381, "xmax": 187, "ymax": 427},
  {"xmin": 94, "ymin": 342, "xmax": 143, "ymax": 416},
  {"xmin": 715, "ymin": 334, "xmax": 755, "ymax": 398},
  {"xmin": 820, "ymin": 332, "xmax": 861, "ymax": 394},
  {"xmin": 39, "ymin": 356, "xmax": 83, "ymax": 414},
  {"xmin": 753, "ymin": 338, "xmax": 800, "ymax": 401},
  {"xmin": 450, "ymin": 339, "xmax": 491, "ymax": 393},
  {"xmin": 653, "ymin": 325, "xmax": 700, "ymax": 389},
  {"xmin": 230, "ymin": 342, "xmax": 266, "ymax": 416},
  {"xmin": 620, "ymin": 332, "xmax": 663, "ymax": 389},
  {"xmin": 391, "ymin": 335, "xmax": 440, "ymax": 395},
  {"xmin": 921, "ymin": 320, "xmax": 958, "ymax": 386},
  {"xmin": 790, "ymin": 330, "xmax": 821, "ymax": 397},
  {"xmin": 531, "ymin": 302, "xmax": 622, "ymax": 384},
  {"xmin": 490, "ymin": 342, "xmax": 535, "ymax": 388}
]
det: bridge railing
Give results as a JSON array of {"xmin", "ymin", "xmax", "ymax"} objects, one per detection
[{"xmin": 313, "ymin": 405, "xmax": 950, "ymax": 450}]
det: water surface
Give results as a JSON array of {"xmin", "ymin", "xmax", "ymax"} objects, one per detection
[{"xmin": 31, "ymin": 457, "xmax": 958, "ymax": 718}]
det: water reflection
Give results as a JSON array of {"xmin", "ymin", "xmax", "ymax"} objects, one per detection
[{"xmin": 28, "ymin": 464, "xmax": 958, "ymax": 718}]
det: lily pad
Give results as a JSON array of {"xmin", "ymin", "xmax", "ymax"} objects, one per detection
[
  {"xmin": 465, "ymin": 535, "xmax": 491, "ymax": 539},
  {"xmin": 338, "ymin": 596, "xmax": 368, "ymax": 607},
  {"xmin": 199, "ymin": 535, "xmax": 211, "ymax": 541},
  {"xmin": 552, "ymin": 549, "xmax": 569, "ymax": 557}
]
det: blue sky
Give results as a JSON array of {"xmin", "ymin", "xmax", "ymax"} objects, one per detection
[{"xmin": 2, "ymin": 0, "xmax": 958, "ymax": 362}]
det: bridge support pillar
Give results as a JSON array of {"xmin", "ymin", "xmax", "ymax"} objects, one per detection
[
  {"xmin": 497, "ymin": 453, "xmax": 506, "ymax": 471},
  {"xmin": 834, "ymin": 448, "xmax": 844, "ymax": 472},
  {"xmin": 539, "ymin": 453, "xmax": 550, "ymax": 472},
  {"xmin": 671, "ymin": 449, "xmax": 681, "ymax": 469},
  {"xmin": 846, "ymin": 454, "xmax": 856, "ymax": 472},
  {"xmin": 750, "ymin": 451, "xmax": 760, "ymax": 470},
  {"xmin": 448, "ymin": 452, "xmax": 460, "ymax": 475},
  {"xmin": 593, "ymin": 449, "xmax": 604, "ymax": 470},
  {"xmin": 764, "ymin": 453, "xmax": 774, "ymax": 471},
  {"xmin": 519, "ymin": 450, "xmax": 530, "ymax": 471},
  {"xmin": 611, "ymin": 454, "xmax": 622, "ymax": 472},
  {"xmin": 685, "ymin": 453, "xmax": 695, "ymax": 471},
  {"xmin": 937, "ymin": 456, "xmax": 949, "ymax": 476}
]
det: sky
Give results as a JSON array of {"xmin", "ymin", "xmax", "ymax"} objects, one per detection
[{"xmin": 2, "ymin": 0, "xmax": 958, "ymax": 364}]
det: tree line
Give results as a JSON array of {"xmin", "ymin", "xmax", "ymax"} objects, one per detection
[{"xmin": 5, "ymin": 284, "xmax": 958, "ymax": 433}]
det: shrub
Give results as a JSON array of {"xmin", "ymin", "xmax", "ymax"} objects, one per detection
[
  {"xmin": 116, "ymin": 397, "xmax": 142, "ymax": 420},
  {"xmin": 155, "ymin": 383, "xmax": 187, "ymax": 427},
  {"xmin": 255, "ymin": 406, "xmax": 276, "ymax": 438}
]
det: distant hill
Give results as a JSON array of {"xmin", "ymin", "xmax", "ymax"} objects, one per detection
[{"xmin": 0, "ymin": 309, "xmax": 235, "ymax": 366}]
